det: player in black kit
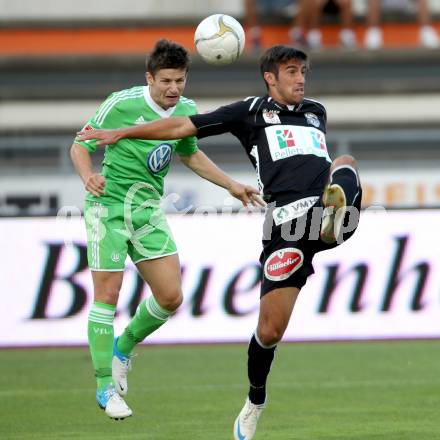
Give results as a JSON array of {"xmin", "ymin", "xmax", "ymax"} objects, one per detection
[{"xmin": 77, "ymin": 45, "xmax": 362, "ymax": 440}]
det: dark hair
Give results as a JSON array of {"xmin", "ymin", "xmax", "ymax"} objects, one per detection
[
  {"xmin": 146, "ymin": 39, "xmax": 190, "ymax": 76},
  {"xmin": 260, "ymin": 45, "xmax": 308, "ymax": 89}
]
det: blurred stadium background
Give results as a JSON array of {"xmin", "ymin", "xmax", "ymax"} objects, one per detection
[{"xmin": 1, "ymin": 1, "xmax": 440, "ymax": 439}]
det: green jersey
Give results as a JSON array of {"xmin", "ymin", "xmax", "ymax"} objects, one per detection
[{"xmin": 75, "ymin": 86, "xmax": 198, "ymax": 205}]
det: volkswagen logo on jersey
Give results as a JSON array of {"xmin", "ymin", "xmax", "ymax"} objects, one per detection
[
  {"xmin": 147, "ymin": 143, "xmax": 172, "ymax": 173},
  {"xmin": 305, "ymin": 112, "xmax": 320, "ymax": 128}
]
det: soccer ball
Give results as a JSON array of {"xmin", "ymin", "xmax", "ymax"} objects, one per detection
[{"xmin": 194, "ymin": 14, "xmax": 245, "ymax": 65}]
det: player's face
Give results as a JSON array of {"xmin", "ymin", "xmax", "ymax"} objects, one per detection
[
  {"xmin": 268, "ymin": 59, "xmax": 306, "ymax": 106},
  {"xmin": 146, "ymin": 68, "xmax": 187, "ymax": 110}
]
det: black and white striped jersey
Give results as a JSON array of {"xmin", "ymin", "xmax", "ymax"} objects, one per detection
[{"xmin": 189, "ymin": 95, "xmax": 332, "ymax": 204}]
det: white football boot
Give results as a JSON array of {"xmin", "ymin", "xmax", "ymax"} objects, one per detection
[
  {"xmin": 233, "ymin": 398, "xmax": 265, "ymax": 440},
  {"xmin": 320, "ymin": 184, "xmax": 347, "ymax": 244},
  {"xmin": 112, "ymin": 337, "xmax": 133, "ymax": 396},
  {"xmin": 96, "ymin": 384, "xmax": 132, "ymax": 420}
]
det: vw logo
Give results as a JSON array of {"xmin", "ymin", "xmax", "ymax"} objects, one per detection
[{"xmin": 147, "ymin": 143, "xmax": 172, "ymax": 173}]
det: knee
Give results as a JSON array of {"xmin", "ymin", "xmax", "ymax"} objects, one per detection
[
  {"xmin": 257, "ymin": 325, "xmax": 284, "ymax": 347},
  {"xmin": 92, "ymin": 270, "xmax": 123, "ymax": 304},
  {"xmin": 155, "ymin": 289, "xmax": 183, "ymax": 313},
  {"xmin": 94, "ymin": 284, "xmax": 121, "ymax": 305},
  {"xmin": 333, "ymin": 154, "xmax": 357, "ymax": 169},
  {"xmin": 96, "ymin": 293, "xmax": 119, "ymax": 305}
]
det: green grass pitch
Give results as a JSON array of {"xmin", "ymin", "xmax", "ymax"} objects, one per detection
[{"xmin": 1, "ymin": 341, "xmax": 439, "ymax": 439}]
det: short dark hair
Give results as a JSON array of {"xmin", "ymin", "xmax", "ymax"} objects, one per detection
[
  {"xmin": 260, "ymin": 45, "xmax": 308, "ymax": 89},
  {"xmin": 146, "ymin": 39, "xmax": 190, "ymax": 76}
]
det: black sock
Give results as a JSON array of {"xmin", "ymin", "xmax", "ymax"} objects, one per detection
[
  {"xmin": 330, "ymin": 166, "xmax": 359, "ymax": 205},
  {"xmin": 247, "ymin": 334, "xmax": 276, "ymax": 405}
]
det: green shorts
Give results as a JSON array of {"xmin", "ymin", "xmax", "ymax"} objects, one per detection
[{"xmin": 84, "ymin": 200, "xmax": 177, "ymax": 270}]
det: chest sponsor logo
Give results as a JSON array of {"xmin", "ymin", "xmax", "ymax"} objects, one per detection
[
  {"xmin": 264, "ymin": 248, "xmax": 304, "ymax": 281},
  {"xmin": 262, "ymin": 108, "xmax": 281, "ymax": 124},
  {"xmin": 265, "ymin": 125, "xmax": 331, "ymax": 162},
  {"xmin": 273, "ymin": 196, "xmax": 319, "ymax": 226},
  {"xmin": 310, "ymin": 130, "xmax": 327, "ymax": 150},
  {"xmin": 276, "ymin": 128, "xmax": 296, "ymax": 148},
  {"xmin": 305, "ymin": 112, "xmax": 320, "ymax": 128},
  {"xmin": 147, "ymin": 143, "xmax": 172, "ymax": 173}
]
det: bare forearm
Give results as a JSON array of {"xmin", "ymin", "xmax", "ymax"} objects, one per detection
[
  {"xmin": 181, "ymin": 151, "xmax": 234, "ymax": 190},
  {"xmin": 181, "ymin": 150, "xmax": 265, "ymax": 208},
  {"xmin": 118, "ymin": 117, "xmax": 196, "ymax": 140},
  {"xmin": 70, "ymin": 144, "xmax": 94, "ymax": 184},
  {"xmin": 70, "ymin": 143, "xmax": 106, "ymax": 196},
  {"xmin": 76, "ymin": 116, "xmax": 198, "ymax": 146}
]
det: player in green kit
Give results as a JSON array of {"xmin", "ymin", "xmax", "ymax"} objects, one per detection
[{"xmin": 70, "ymin": 39, "xmax": 263, "ymax": 420}]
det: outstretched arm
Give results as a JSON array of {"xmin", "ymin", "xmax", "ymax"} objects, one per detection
[
  {"xmin": 179, "ymin": 150, "xmax": 265, "ymax": 208},
  {"xmin": 76, "ymin": 117, "xmax": 197, "ymax": 145}
]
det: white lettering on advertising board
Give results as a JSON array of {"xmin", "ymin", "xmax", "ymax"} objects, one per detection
[{"xmin": 0, "ymin": 211, "xmax": 439, "ymax": 346}]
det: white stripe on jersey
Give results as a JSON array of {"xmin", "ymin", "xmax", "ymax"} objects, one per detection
[
  {"xmin": 95, "ymin": 88, "xmax": 142, "ymax": 123},
  {"xmin": 96, "ymin": 89, "xmax": 144, "ymax": 125},
  {"xmin": 95, "ymin": 88, "xmax": 144, "ymax": 125},
  {"xmin": 96, "ymin": 88, "xmax": 143, "ymax": 125},
  {"xmin": 248, "ymin": 97, "xmax": 259, "ymax": 112},
  {"xmin": 195, "ymin": 121, "xmax": 223, "ymax": 130},
  {"xmin": 303, "ymin": 97, "xmax": 326, "ymax": 110},
  {"xmin": 253, "ymin": 97, "xmax": 265, "ymax": 123},
  {"xmin": 180, "ymin": 97, "xmax": 196, "ymax": 106},
  {"xmin": 91, "ymin": 202, "xmax": 100, "ymax": 269},
  {"xmin": 250, "ymin": 145, "xmax": 264, "ymax": 193}
]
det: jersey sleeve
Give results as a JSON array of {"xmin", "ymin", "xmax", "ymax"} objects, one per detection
[
  {"xmin": 73, "ymin": 121, "xmax": 100, "ymax": 153},
  {"xmin": 73, "ymin": 92, "xmax": 120, "ymax": 153},
  {"xmin": 174, "ymin": 135, "xmax": 199, "ymax": 156},
  {"xmin": 310, "ymin": 100, "xmax": 327, "ymax": 133},
  {"xmin": 316, "ymin": 102, "xmax": 327, "ymax": 132},
  {"xmin": 189, "ymin": 100, "xmax": 251, "ymax": 139},
  {"xmin": 174, "ymin": 99, "xmax": 199, "ymax": 156}
]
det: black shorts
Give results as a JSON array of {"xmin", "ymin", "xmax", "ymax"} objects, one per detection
[{"xmin": 259, "ymin": 188, "xmax": 362, "ymax": 297}]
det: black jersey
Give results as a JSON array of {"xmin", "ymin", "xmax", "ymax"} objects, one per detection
[{"xmin": 190, "ymin": 95, "xmax": 332, "ymax": 204}]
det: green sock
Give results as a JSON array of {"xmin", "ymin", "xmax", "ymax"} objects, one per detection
[
  {"xmin": 88, "ymin": 301, "xmax": 116, "ymax": 390},
  {"xmin": 117, "ymin": 295, "xmax": 171, "ymax": 356}
]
